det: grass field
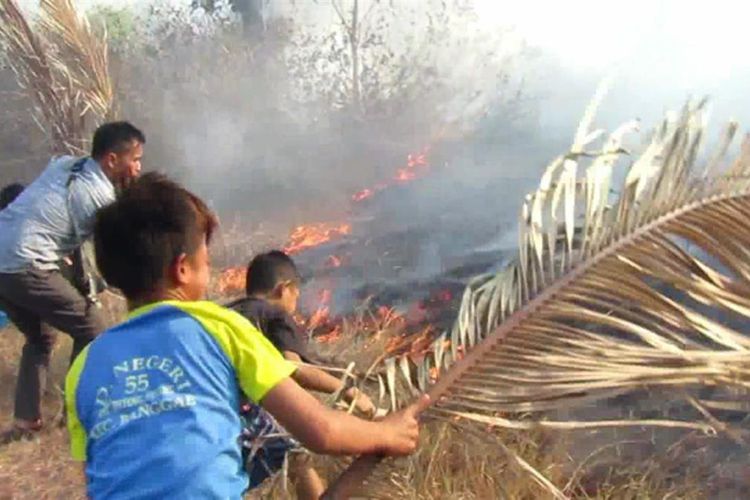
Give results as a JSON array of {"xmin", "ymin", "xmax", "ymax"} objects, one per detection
[{"xmin": 0, "ymin": 326, "xmax": 85, "ymax": 499}]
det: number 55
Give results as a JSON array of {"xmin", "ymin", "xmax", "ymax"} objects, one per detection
[{"xmin": 125, "ymin": 374, "xmax": 149, "ymax": 394}]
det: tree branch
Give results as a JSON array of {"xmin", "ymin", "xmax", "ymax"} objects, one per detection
[{"xmin": 331, "ymin": 0, "xmax": 351, "ymax": 33}]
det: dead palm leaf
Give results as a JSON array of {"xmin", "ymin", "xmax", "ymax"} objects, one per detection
[
  {"xmin": 39, "ymin": 0, "xmax": 113, "ymax": 119},
  {"xmin": 325, "ymin": 87, "xmax": 750, "ymax": 497},
  {"xmin": 0, "ymin": 0, "xmax": 113, "ymax": 154}
]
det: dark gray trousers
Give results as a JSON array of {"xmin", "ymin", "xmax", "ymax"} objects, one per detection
[{"xmin": 0, "ymin": 269, "xmax": 106, "ymax": 422}]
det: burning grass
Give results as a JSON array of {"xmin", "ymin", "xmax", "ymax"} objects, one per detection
[
  {"xmin": 284, "ymin": 223, "xmax": 352, "ymax": 256},
  {"xmin": 210, "ymin": 145, "xmax": 440, "ymax": 297}
]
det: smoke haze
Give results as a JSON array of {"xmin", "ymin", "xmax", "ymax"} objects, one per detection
[{"xmin": 6, "ymin": 0, "xmax": 750, "ymax": 301}]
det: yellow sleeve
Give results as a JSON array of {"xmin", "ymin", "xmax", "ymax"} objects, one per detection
[
  {"xmin": 65, "ymin": 344, "xmax": 91, "ymax": 461},
  {"xmin": 175, "ymin": 301, "xmax": 297, "ymax": 403}
]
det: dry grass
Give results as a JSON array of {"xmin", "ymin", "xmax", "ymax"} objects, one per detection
[
  {"xmin": 253, "ymin": 317, "xmax": 733, "ymax": 499},
  {"xmin": 0, "ymin": 292, "xmax": 741, "ymax": 499},
  {"xmin": 0, "ymin": 326, "xmax": 85, "ymax": 499},
  {"xmin": 249, "ymin": 412, "xmax": 719, "ymax": 499},
  {"xmin": 368, "ymin": 424, "xmax": 711, "ymax": 499}
]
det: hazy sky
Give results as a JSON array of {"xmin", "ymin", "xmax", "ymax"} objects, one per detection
[
  {"xmin": 20, "ymin": 0, "xmax": 748, "ymax": 83},
  {"xmin": 476, "ymin": 0, "xmax": 745, "ymax": 79},
  {"xmin": 16, "ymin": 0, "xmax": 750, "ymax": 130},
  {"xmin": 471, "ymin": 0, "xmax": 750, "ymax": 133},
  {"xmin": 18, "ymin": 0, "xmax": 745, "ymax": 76}
]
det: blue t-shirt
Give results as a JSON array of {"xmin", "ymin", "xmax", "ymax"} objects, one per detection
[{"xmin": 65, "ymin": 301, "xmax": 296, "ymax": 499}]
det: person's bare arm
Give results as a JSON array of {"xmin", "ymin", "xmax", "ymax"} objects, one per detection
[
  {"xmin": 285, "ymin": 351, "xmax": 343, "ymax": 393},
  {"xmin": 261, "ymin": 377, "xmax": 429, "ymax": 456},
  {"xmin": 284, "ymin": 351, "xmax": 376, "ymax": 416}
]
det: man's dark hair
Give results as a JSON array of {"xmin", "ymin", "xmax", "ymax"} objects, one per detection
[
  {"xmin": 246, "ymin": 251, "xmax": 300, "ymax": 296},
  {"xmin": 91, "ymin": 121, "xmax": 145, "ymax": 159},
  {"xmin": 94, "ymin": 173, "xmax": 217, "ymax": 299},
  {"xmin": 0, "ymin": 183, "xmax": 25, "ymax": 210}
]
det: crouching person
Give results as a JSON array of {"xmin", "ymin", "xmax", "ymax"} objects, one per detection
[
  {"xmin": 65, "ymin": 173, "xmax": 428, "ymax": 499},
  {"xmin": 0, "ymin": 122, "xmax": 144, "ymax": 443}
]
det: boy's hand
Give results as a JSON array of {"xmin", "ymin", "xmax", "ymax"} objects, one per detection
[
  {"xmin": 355, "ymin": 393, "xmax": 376, "ymax": 418},
  {"xmin": 345, "ymin": 388, "xmax": 376, "ymax": 418},
  {"xmin": 377, "ymin": 394, "xmax": 430, "ymax": 456}
]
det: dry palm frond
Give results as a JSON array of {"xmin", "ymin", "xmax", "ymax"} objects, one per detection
[
  {"xmin": 0, "ymin": 0, "xmax": 113, "ymax": 154},
  {"xmin": 327, "ymin": 88, "xmax": 750, "ymax": 496},
  {"xmin": 383, "ymin": 94, "xmax": 750, "ymax": 422},
  {"xmin": 39, "ymin": 0, "xmax": 113, "ymax": 119}
]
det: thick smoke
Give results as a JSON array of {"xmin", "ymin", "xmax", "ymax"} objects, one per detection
[
  {"xmin": 4, "ymin": 0, "xmax": 750, "ymax": 299},
  {"xmin": 76, "ymin": 1, "xmax": 531, "ymax": 273}
]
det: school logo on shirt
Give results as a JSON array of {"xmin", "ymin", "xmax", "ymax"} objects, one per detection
[{"xmin": 89, "ymin": 355, "xmax": 198, "ymax": 440}]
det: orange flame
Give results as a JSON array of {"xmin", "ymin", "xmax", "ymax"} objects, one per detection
[
  {"xmin": 394, "ymin": 149, "xmax": 429, "ymax": 183},
  {"xmin": 284, "ymin": 222, "xmax": 352, "ymax": 255},
  {"xmin": 307, "ymin": 288, "xmax": 333, "ymax": 330},
  {"xmin": 407, "ymin": 151, "xmax": 428, "ymax": 168},
  {"xmin": 217, "ymin": 266, "xmax": 245, "ymax": 295},
  {"xmin": 376, "ymin": 306, "xmax": 405, "ymax": 330},
  {"xmin": 218, "ymin": 146, "xmax": 432, "ymax": 297},
  {"xmin": 308, "ymin": 306, "xmax": 330, "ymax": 330},
  {"xmin": 315, "ymin": 324, "xmax": 343, "ymax": 343},
  {"xmin": 216, "ymin": 146, "xmax": 441, "ymax": 351},
  {"xmin": 352, "ymin": 148, "xmax": 431, "ymax": 202},
  {"xmin": 326, "ymin": 255, "xmax": 343, "ymax": 268},
  {"xmin": 352, "ymin": 188, "xmax": 374, "ymax": 202},
  {"xmin": 394, "ymin": 169, "xmax": 417, "ymax": 182}
]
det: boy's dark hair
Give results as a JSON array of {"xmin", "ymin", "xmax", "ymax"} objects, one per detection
[
  {"xmin": 94, "ymin": 173, "xmax": 217, "ymax": 299},
  {"xmin": 91, "ymin": 121, "xmax": 146, "ymax": 159},
  {"xmin": 246, "ymin": 251, "xmax": 300, "ymax": 296},
  {"xmin": 0, "ymin": 183, "xmax": 25, "ymax": 210}
]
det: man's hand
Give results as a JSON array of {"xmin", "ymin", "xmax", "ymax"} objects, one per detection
[{"xmin": 376, "ymin": 394, "xmax": 430, "ymax": 456}]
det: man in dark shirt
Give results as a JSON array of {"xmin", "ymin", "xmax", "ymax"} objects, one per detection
[{"xmin": 229, "ymin": 250, "xmax": 375, "ymax": 498}]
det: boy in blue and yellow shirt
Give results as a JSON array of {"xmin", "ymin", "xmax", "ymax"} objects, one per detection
[{"xmin": 65, "ymin": 173, "xmax": 428, "ymax": 499}]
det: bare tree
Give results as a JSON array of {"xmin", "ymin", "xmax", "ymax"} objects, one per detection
[{"xmin": 286, "ymin": 0, "xmax": 526, "ymax": 143}]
